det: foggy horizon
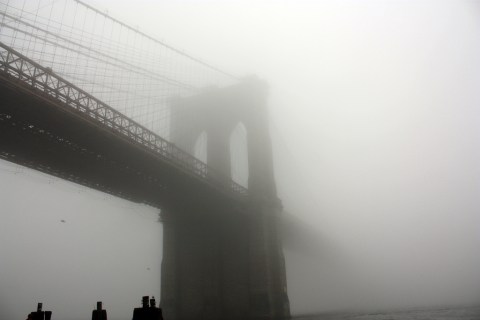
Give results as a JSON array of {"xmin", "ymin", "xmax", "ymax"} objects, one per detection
[{"xmin": 1, "ymin": 0, "xmax": 479, "ymax": 319}]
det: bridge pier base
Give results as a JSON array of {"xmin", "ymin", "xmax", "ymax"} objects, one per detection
[
  {"xmin": 160, "ymin": 200, "xmax": 289, "ymax": 320},
  {"xmin": 248, "ymin": 202, "xmax": 290, "ymax": 319}
]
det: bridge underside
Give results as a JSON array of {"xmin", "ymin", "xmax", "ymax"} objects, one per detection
[{"xmin": 0, "ymin": 73, "xmax": 237, "ymax": 209}]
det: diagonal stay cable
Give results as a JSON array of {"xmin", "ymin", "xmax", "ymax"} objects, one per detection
[
  {"xmin": 74, "ymin": 0, "xmax": 238, "ymax": 80},
  {"xmin": 0, "ymin": 12, "xmax": 196, "ymax": 90}
]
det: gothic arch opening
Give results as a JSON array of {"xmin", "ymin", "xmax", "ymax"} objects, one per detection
[
  {"xmin": 194, "ymin": 131, "xmax": 208, "ymax": 164},
  {"xmin": 230, "ymin": 122, "xmax": 248, "ymax": 188}
]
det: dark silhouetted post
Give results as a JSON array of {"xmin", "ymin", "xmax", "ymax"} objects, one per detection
[
  {"xmin": 92, "ymin": 301, "xmax": 107, "ymax": 320},
  {"xmin": 133, "ymin": 296, "xmax": 163, "ymax": 320},
  {"xmin": 26, "ymin": 303, "xmax": 52, "ymax": 320}
]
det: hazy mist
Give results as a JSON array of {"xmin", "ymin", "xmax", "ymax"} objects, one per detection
[{"xmin": 1, "ymin": 0, "xmax": 480, "ymax": 319}]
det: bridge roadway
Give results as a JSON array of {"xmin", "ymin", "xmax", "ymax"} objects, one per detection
[{"xmin": 0, "ymin": 42, "xmax": 247, "ymax": 211}]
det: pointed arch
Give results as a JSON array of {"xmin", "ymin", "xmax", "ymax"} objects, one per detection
[
  {"xmin": 194, "ymin": 131, "xmax": 208, "ymax": 164},
  {"xmin": 230, "ymin": 122, "xmax": 248, "ymax": 188}
]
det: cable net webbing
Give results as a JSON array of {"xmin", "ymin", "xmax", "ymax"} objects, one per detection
[{"xmin": 0, "ymin": 0, "xmax": 237, "ymax": 140}]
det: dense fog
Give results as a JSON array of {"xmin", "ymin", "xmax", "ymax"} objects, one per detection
[{"xmin": 1, "ymin": 0, "xmax": 479, "ymax": 319}]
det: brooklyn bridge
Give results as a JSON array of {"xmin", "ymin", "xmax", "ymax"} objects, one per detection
[
  {"xmin": 3, "ymin": 1, "xmax": 479, "ymax": 320},
  {"xmin": 0, "ymin": 0, "xmax": 290, "ymax": 319}
]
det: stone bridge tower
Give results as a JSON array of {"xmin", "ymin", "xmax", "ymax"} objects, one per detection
[{"xmin": 160, "ymin": 77, "xmax": 290, "ymax": 320}]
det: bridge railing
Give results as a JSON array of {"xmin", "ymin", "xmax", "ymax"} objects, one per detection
[{"xmin": 0, "ymin": 41, "xmax": 247, "ymax": 198}]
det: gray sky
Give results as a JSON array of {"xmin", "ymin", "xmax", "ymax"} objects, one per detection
[{"xmin": 1, "ymin": 0, "xmax": 480, "ymax": 318}]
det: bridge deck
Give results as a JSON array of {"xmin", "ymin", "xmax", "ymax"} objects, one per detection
[{"xmin": 0, "ymin": 42, "xmax": 247, "ymax": 209}]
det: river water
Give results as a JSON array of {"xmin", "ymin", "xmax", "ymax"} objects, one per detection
[{"xmin": 293, "ymin": 306, "xmax": 480, "ymax": 320}]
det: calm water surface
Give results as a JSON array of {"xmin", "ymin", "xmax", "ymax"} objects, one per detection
[{"xmin": 293, "ymin": 306, "xmax": 480, "ymax": 320}]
